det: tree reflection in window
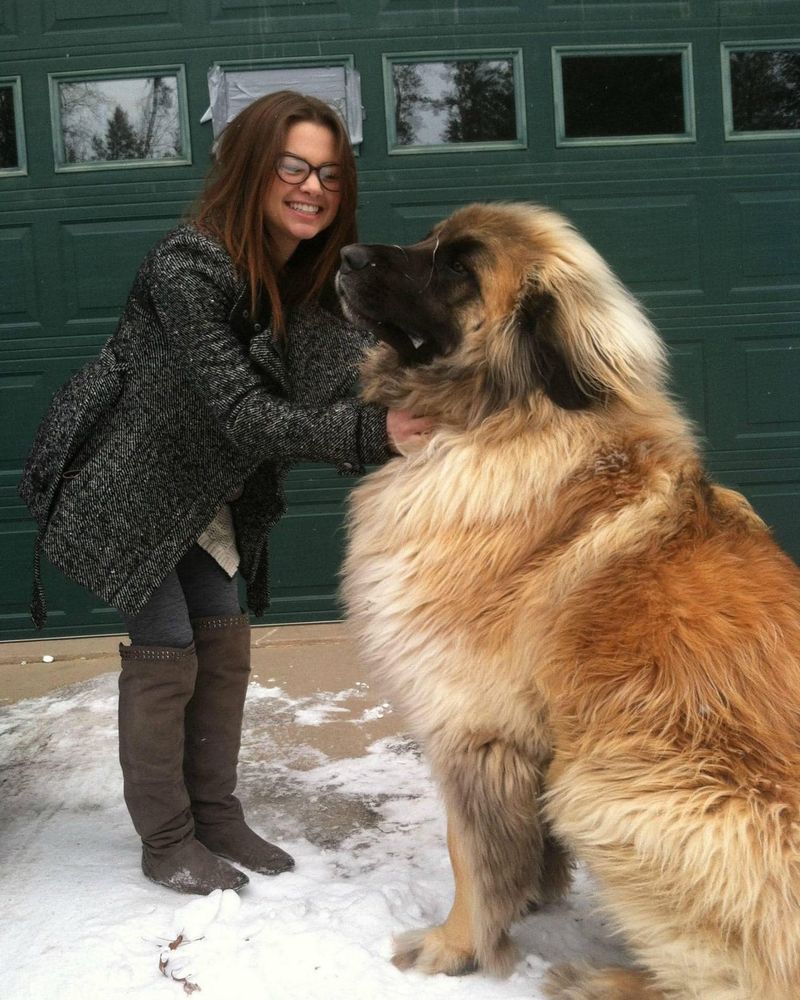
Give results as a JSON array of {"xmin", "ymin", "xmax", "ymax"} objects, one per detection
[
  {"xmin": 730, "ymin": 49, "xmax": 800, "ymax": 133},
  {"xmin": 0, "ymin": 85, "xmax": 19, "ymax": 169},
  {"xmin": 392, "ymin": 57, "xmax": 517, "ymax": 147},
  {"xmin": 56, "ymin": 74, "xmax": 185, "ymax": 165}
]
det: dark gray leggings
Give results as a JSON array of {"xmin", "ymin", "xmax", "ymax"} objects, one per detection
[{"xmin": 120, "ymin": 544, "xmax": 241, "ymax": 648}]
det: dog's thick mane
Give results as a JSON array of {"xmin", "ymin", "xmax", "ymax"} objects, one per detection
[{"xmin": 352, "ymin": 395, "xmax": 697, "ymax": 534}]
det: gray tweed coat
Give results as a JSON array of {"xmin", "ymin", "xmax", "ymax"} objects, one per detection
[{"xmin": 18, "ymin": 223, "xmax": 390, "ymax": 628}]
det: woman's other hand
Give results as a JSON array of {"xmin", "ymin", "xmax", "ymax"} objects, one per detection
[{"xmin": 386, "ymin": 409, "xmax": 434, "ymax": 453}]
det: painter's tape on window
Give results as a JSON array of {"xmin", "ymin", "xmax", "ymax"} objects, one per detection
[{"xmin": 203, "ymin": 64, "xmax": 363, "ymax": 145}]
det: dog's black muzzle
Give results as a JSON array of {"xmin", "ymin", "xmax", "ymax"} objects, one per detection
[{"xmin": 337, "ymin": 244, "xmax": 437, "ymax": 365}]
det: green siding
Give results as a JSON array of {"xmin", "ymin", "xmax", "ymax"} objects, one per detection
[{"xmin": 1, "ymin": 0, "xmax": 798, "ymax": 638}]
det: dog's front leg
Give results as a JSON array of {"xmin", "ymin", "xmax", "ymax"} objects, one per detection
[
  {"xmin": 392, "ymin": 738, "xmax": 570, "ymax": 977},
  {"xmin": 392, "ymin": 815, "xmax": 480, "ymax": 976}
]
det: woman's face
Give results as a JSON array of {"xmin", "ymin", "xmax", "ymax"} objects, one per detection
[{"xmin": 264, "ymin": 120, "xmax": 342, "ymax": 267}]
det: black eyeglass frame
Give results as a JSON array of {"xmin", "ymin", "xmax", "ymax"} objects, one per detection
[{"xmin": 274, "ymin": 153, "xmax": 342, "ymax": 192}]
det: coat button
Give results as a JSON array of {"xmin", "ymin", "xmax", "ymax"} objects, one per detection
[
  {"xmin": 342, "ymin": 462, "xmax": 354, "ymax": 471},
  {"xmin": 254, "ymin": 323, "xmax": 262, "ymax": 332},
  {"xmin": 243, "ymin": 309, "xmax": 249, "ymax": 318}
]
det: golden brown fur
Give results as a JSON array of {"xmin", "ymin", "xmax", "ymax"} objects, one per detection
[{"xmin": 338, "ymin": 203, "xmax": 800, "ymax": 999}]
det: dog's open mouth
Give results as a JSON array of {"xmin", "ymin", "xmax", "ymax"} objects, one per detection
[
  {"xmin": 356, "ymin": 314, "xmax": 435, "ymax": 365},
  {"xmin": 335, "ymin": 275, "xmax": 436, "ymax": 365}
]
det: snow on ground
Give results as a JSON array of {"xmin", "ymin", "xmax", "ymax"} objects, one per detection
[{"xmin": 0, "ymin": 672, "xmax": 628, "ymax": 999}]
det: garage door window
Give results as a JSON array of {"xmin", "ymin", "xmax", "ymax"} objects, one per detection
[
  {"xmin": 553, "ymin": 46, "xmax": 695, "ymax": 146},
  {"xmin": 0, "ymin": 78, "xmax": 25, "ymax": 175},
  {"xmin": 50, "ymin": 68, "xmax": 191, "ymax": 171},
  {"xmin": 384, "ymin": 51, "xmax": 525, "ymax": 153},
  {"xmin": 723, "ymin": 45, "xmax": 800, "ymax": 139}
]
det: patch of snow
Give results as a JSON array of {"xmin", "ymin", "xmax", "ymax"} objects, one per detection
[{"xmin": 0, "ymin": 672, "xmax": 627, "ymax": 1000}]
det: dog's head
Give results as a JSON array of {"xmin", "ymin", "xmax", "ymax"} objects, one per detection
[{"xmin": 336, "ymin": 202, "xmax": 667, "ymax": 421}]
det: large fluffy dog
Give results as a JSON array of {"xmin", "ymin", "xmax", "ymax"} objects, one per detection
[{"xmin": 336, "ymin": 202, "xmax": 800, "ymax": 999}]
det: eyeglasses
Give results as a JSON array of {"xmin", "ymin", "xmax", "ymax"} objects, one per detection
[{"xmin": 275, "ymin": 154, "xmax": 342, "ymax": 192}]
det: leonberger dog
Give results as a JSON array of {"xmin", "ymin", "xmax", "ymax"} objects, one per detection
[{"xmin": 335, "ymin": 202, "xmax": 800, "ymax": 1000}]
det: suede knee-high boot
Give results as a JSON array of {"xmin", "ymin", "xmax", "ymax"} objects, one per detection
[
  {"xmin": 118, "ymin": 642, "xmax": 249, "ymax": 893},
  {"xmin": 185, "ymin": 615, "xmax": 294, "ymax": 875}
]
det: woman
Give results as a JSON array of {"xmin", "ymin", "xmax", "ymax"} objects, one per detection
[{"xmin": 18, "ymin": 91, "xmax": 430, "ymax": 895}]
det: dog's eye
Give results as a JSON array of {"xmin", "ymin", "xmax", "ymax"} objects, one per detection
[{"xmin": 448, "ymin": 259, "xmax": 469, "ymax": 276}]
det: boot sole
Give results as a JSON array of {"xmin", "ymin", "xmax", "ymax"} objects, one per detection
[{"xmin": 142, "ymin": 868, "xmax": 250, "ymax": 894}]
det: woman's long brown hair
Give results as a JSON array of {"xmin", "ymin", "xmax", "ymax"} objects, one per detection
[{"xmin": 192, "ymin": 90, "xmax": 358, "ymax": 334}]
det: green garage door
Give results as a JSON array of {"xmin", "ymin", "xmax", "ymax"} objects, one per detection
[{"xmin": 2, "ymin": 1, "xmax": 798, "ymax": 639}]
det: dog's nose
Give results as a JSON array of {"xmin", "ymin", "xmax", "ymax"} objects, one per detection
[{"xmin": 340, "ymin": 244, "xmax": 373, "ymax": 272}]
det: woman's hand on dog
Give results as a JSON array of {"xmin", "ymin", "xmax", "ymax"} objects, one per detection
[{"xmin": 387, "ymin": 409, "xmax": 434, "ymax": 453}]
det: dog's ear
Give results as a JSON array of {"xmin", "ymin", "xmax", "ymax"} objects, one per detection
[{"xmin": 516, "ymin": 287, "xmax": 600, "ymax": 411}]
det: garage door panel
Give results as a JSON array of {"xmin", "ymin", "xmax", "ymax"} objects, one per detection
[
  {"xmin": 726, "ymin": 333, "xmax": 800, "ymax": 440},
  {"xmin": 261, "ymin": 463, "xmax": 354, "ymax": 623},
  {"xmin": 727, "ymin": 190, "xmax": 800, "ymax": 296},
  {"xmin": 210, "ymin": 0, "xmax": 346, "ymax": 21},
  {"xmin": 0, "ymin": 226, "xmax": 39, "ymax": 324},
  {"xmin": 561, "ymin": 194, "xmax": 704, "ymax": 298},
  {"xmin": 59, "ymin": 218, "xmax": 175, "ymax": 320},
  {"xmin": 704, "ymin": 323, "xmax": 800, "ymax": 451},
  {"xmin": 41, "ymin": 0, "xmax": 182, "ymax": 34},
  {"xmin": 666, "ymin": 339, "xmax": 708, "ymax": 435},
  {"xmin": 0, "ymin": 524, "xmax": 118, "ymax": 637}
]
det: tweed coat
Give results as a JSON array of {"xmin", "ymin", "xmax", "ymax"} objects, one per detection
[{"xmin": 18, "ymin": 223, "xmax": 390, "ymax": 628}]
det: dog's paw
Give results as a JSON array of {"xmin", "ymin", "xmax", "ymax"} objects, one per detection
[
  {"xmin": 391, "ymin": 925, "xmax": 518, "ymax": 978},
  {"xmin": 544, "ymin": 964, "xmax": 587, "ymax": 999},
  {"xmin": 544, "ymin": 963, "xmax": 663, "ymax": 1000},
  {"xmin": 391, "ymin": 926, "xmax": 478, "ymax": 977}
]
